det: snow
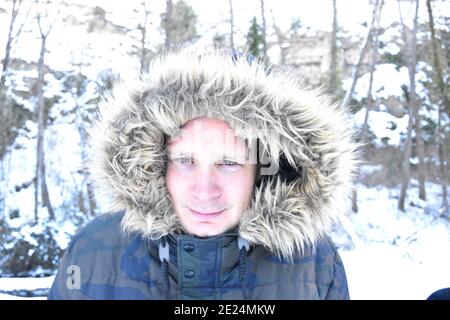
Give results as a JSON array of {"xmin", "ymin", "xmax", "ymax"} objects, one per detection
[
  {"xmin": 0, "ymin": 293, "xmax": 46, "ymax": 300},
  {"xmin": 0, "ymin": 276, "xmax": 54, "ymax": 300},
  {"xmin": 337, "ymin": 182, "xmax": 450, "ymax": 300},
  {"xmin": 359, "ymin": 164, "xmax": 383, "ymax": 177},
  {"xmin": 354, "ymin": 107, "xmax": 409, "ymax": 147},
  {"xmin": 342, "ymin": 242, "xmax": 449, "ymax": 300},
  {"xmin": 350, "ymin": 64, "xmax": 410, "ymax": 101},
  {"xmin": 52, "ymin": 221, "xmax": 77, "ymax": 250}
]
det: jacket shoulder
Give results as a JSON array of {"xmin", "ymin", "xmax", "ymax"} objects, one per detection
[
  {"xmin": 314, "ymin": 237, "xmax": 349, "ymax": 299},
  {"xmin": 66, "ymin": 211, "xmax": 126, "ymax": 254},
  {"xmin": 47, "ymin": 211, "xmax": 147, "ymax": 299}
]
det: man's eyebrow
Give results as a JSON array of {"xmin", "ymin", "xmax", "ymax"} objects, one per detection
[{"xmin": 168, "ymin": 150, "xmax": 191, "ymax": 156}]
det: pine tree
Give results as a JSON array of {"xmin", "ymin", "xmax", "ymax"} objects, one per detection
[{"xmin": 246, "ymin": 17, "xmax": 263, "ymax": 58}]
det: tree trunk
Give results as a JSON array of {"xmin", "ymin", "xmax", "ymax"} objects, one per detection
[
  {"xmin": 34, "ymin": 36, "xmax": 45, "ymax": 222},
  {"xmin": 229, "ymin": 0, "xmax": 234, "ymax": 50},
  {"xmin": 406, "ymin": 0, "xmax": 426, "ymax": 201},
  {"xmin": 0, "ymin": 152, "xmax": 6, "ymax": 219},
  {"xmin": 352, "ymin": 1, "xmax": 383, "ymax": 213},
  {"xmin": 1, "ymin": 0, "xmax": 32, "ymax": 90},
  {"xmin": 361, "ymin": 41, "xmax": 377, "ymax": 140},
  {"xmin": 426, "ymin": 0, "xmax": 448, "ymax": 216},
  {"xmin": 86, "ymin": 182, "xmax": 97, "ymax": 217},
  {"xmin": 398, "ymin": 92, "xmax": 414, "ymax": 212},
  {"xmin": 340, "ymin": 0, "xmax": 383, "ymax": 109},
  {"xmin": 329, "ymin": 0, "xmax": 338, "ymax": 95},
  {"xmin": 34, "ymin": 9, "xmax": 58, "ymax": 221},
  {"xmin": 351, "ymin": 189, "xmax": 358, "ymax": 213},
  {"xmin": 354, "ymin": 3, "xmax": 382, "ymax": 214},
  {"xmin": 34, "ymin": 34, "xmax": 54, "ymax": 221},
  {"xmin": 1, "ymin": 0, "xmax": 19, "ymax": 165},
  {"xmin": 270, "ymin": 9, "xmax": 286, "ymax": 65},
  {"xmin": 0, "ymin": 0, "xmax": 18, "ymax": 90},
  {"xmin": 259, "ymin": 0, "xmax": 267, "ymax": 61},
  {"xmin": 361, "ymin": 0, "xmax": 383, "ymax": 140},
  {"xmin": 414, "ymin": 106, "xmax": 426, "ymax": 200},
  {"xmin": 75, "ymin": 94, "xmax": 97, "ymax": 217},
  {"xmin": 164, "ymin": 0, "xmax": 173, "ymax": 49},
  {"xmin": 41, "ymin": 159, "xmax": 54, "ymax": 219},
  {"xmin": 398, "ymin": 0, "xmax": 420, "ymax": 212},
  {"xmin": 140, "ymin": 2, "xmax": 150, "ymax": 72}
]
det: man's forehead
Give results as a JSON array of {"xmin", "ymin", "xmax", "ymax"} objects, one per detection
[{"xmin": 167, "ymin": 117, "xmax": 246, "ymax": 150}]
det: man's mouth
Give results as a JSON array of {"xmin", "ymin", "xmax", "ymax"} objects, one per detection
[{"xmin": 188, "ymin": 208, "xmax": 225, "ymax": 218}]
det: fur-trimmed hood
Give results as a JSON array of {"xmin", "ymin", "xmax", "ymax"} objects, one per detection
[{"xmin": 89, "ymin": 49, "xmax": 359, "ymax": 260}]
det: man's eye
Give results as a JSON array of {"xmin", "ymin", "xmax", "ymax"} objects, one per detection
[
  {"xmin": 218, "ymin": 159, "xmax": 241, "ymax": 166},
  {"xmin": 173, "ymin": 157, "xmax": 194, "ymax": 165}
]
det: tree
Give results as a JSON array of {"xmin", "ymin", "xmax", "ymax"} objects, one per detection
[
  {"xmin": 61, "ymin": 69, "xmax": 98, "ymax": 218},
  {"xmin": 426, "ymin": 0, "xmax": 448, "ymax": 216},
  {"xmin": 161, "ymin": 0, "xmax": 198, "ymax": 49},
  {"xmin": 162, "ymin": 0, "xmax": 173, "ymax": 48},
  {"xmin": 0, "ymin": 0, "xmax": 32, "ymax": 91},
  {"xmin": 259, "ymin": 0, "xmax": 267, "ymax": 61},
  {"xmin": 0, "ymin": 0, "xmax": 32, "ymax": 214},
  {"xmin": 247, "ymin": 17, "xmax": 263, "ymax": 58},
  {"xmin": 228, "ymin": 0, "xmax": 234, "ymax": 50},
  {"xmin": 34, "ymin": 2, "xmax": 60, "ymax": 222},
  {"xmin": 329, "ymin": 0, "xmax": 338, "ymax": 95},
  {"xmin": 344, "ymin": 0, "xmax": 384, "ymax": 213},
  {"xmin": 356, "ymin": 0, "xmax": 383, "ymax": 212},
  {"xmin": 398, "ymin": 0, "xmax": 420, "ymax": 212},
  {"xmin": 361, "ymin": 1, "xmax": 384, "ymax": 140},
  {"xmin": 138, "ymin": 1, "xmax": 152, "ymax": 72},
  {"xmin": 340, "ymin": 0, "xmax": 384, "ymax": 109},
  {"xmin": 402, "ymin": 2, "xmax": 426, "ymax": 202}
]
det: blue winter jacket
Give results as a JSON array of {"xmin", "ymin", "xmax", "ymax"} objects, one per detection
[{"xmin": 48, "ymin": 212, "xmax": 349, "ymax": 299}]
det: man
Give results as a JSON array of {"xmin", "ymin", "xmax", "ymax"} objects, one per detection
[{"xmin": 48, "ymin": 49, "xmax": 358, "ymax": 299}]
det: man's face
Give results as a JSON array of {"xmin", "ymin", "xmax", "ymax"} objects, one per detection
[{"xmin": 166, "ymin": 117, "xmax": 257, "ymax": 237}]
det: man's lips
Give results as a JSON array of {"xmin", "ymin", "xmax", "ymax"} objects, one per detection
[{"xmin": 189, "ymin": 208, "xmax": 225, "ymax": 218}]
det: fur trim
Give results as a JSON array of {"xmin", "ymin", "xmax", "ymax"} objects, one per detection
[{"xmin": 88, "ymin": 48, "xmax": 360, "ymax": 260}]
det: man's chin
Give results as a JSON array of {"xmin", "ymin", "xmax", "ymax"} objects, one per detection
[
  {"xmin": 185, "ymin": 223, "xmax": 224, "ymax": 238},
  {"xmin": 191, "ymin": 228, "xmax": 221, "ymax": 238}
]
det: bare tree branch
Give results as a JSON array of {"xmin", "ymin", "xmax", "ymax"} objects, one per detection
[{"xmin": 340, "ymin": 0, "xmax": 383, "ymax": 109}]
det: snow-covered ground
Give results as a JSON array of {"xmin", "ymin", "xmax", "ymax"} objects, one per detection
[
  {"xmin": 338, "ymin": 181, "xmax": 450, "ymax": 300},
  {"xmin": 0, "ymin": 276, "xmax": 54, "ymax": 300},
  {"xmin": 1, "ymin": 180, "xmax": 448, "ymax": 300}
]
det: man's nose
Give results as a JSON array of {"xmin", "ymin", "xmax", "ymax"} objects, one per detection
[{"xmin": 190, "ymin": 168, "xmax": 221, "ymax": 200}]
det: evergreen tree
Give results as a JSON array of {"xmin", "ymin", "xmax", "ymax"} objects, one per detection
[{"xmin": 246, "ymin": 17, "xmax": 263, "ymax": 58}]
